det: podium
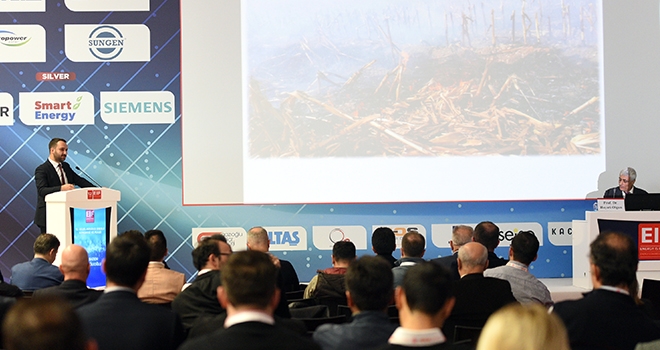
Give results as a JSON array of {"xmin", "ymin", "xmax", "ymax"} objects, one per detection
[
  {"xmin": 45, "ymin": 188, "xmax": 120, "ymax": 266},
  {"xmin": 572, "ymin": 211, "xmax": 660, "ymax": 289}
]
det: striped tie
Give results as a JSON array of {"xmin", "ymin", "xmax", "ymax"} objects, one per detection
[{"xmin": 58, "ymin": 163, "xmax": 66, "ymax": 185}]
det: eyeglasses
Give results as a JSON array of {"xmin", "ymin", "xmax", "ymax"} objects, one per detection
[{"xmin": 619, "ymin": 177, "xmax": 630, "ymax": 184}]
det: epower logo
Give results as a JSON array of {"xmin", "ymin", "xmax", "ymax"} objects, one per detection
[
  {"xmin": 19, "ymin": 92, "xmax": 94, "ymax": 126},
  {"xmin": 0, "ymin": 30, "xmax": 31, "ymax": 47},
  {"xmin": 65, "ymin": 24, "xmax": 150, "ymax": 62}
]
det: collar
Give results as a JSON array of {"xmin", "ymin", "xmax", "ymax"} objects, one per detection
[
  {"xmin": 104, "ymin": 286, "xmax": 136, "ymax": 294},
  {"xmin": 225, "ymin": 311, "xmax": 275, "ymax": 328},
  {"xmin": 397, "ymin": 257, "xmax": 426, "ymax": 267},
  {"xmin": 47, "ymin": 158, "xmax": 60, "ymax": 169},
  {"xmin": 388, "ymin": 327, "xmax": 446, "ymax": 346},
  {"xmin": 148, "ymin": 261, "xmax": 165, "ymax": 268},
  {"xmin": 198, "ymin": 269, "xmax": 213, "ymax": 276},
  {"xmin": 598, "ymin": 285, "xmax": 630, "ymax": 296},
  {"xmin": 506, "ymin": 260, "xmax": 529, "ymax": 272}
]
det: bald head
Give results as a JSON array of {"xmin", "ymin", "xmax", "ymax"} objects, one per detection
[
  {"xmin": 59, "ymin": 245, "xmax": 90, "ymax": 281},
  {"xmin": 457, "ymin": 242, "xmax": 488, "ymax": 277},
  {"xmin": 247, "ymin": 226, "xmax": 270, "ymax": 252}
]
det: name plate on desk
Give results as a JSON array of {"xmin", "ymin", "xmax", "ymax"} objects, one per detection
[{"xmin": 597, "ymin": 199, "xmax": 625, "ymax": 211}]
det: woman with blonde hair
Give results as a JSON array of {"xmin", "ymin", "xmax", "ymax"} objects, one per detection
[{"xmin": 476, "ymin": 303, "xmax": 570, "ymax": 350}]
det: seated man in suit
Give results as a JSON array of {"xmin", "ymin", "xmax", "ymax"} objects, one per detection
[
  {"xmin": 304, "ymin": 241, "xmax": 356, "ymax": 299},
  {"xmin": 392, "ymin": 231, "xmax": 426, "ymax": 288},
  {"xmin": 472, "ymin": 221, "xmax": 507, "ymax": 268},
  {"xmin": 10, "ymin": 233, "xmax": 63, "ymax": 291},
  {"xmin": 372, "ymin": 227, "xmax": 398, "ymax": 267},
  {"xmin": 77, "ymin": 232, "xmax": 184, "ymax": 350},
  {"xmin": 553, "ymin": 231, "xmax": 660, "ymax": 350},
  {"xmin": 179, "ymin": 251, "xmax": 321, "ymax": 350},
  {"xmin": 33, "ymin": 244, "xmax": 102, "ymax": 308},
  {"xmin": 314, "ymin": 256, "xmax": 397, "ymax": 350},
  {"xmin": 603, "ymin": 167, "xmax": 648, "ymax": 198},
  {"xmin": 247, "ymin": 226, "xmax": 300, "ymax": 293},
  {"xmin": 3, "ymin": 296, "xmax": 96, "ymax": 350},
  {"xmin": 172, "ymin": 234, "xmax": 231, "ymax": 331},
  {"xmin": 34, "ymin": 137, "xmax": 95, "ymax": 233},
  {"xmin": 137, "ymin": 229, "xmax": 185, "ymax": 304},
  {"xmin": 382, "ymin": 262, "xmax": 463, "ymax": 349},
  {"xmin": 432, "ymin": 225, "xmax": 473, "ymax": 281},
  {"xmin": 443, "ymin": 242, "xmax": 517, "ymax": 342},
  {"xmin": 484, "ymin": 231, "xmax": 553, "ymax": 307}
]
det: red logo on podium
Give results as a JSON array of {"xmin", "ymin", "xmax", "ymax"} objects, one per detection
[
  {"xmin": 87, "ymin": 190, "xmax": 102, "ymax": 200},
  {"xmin": 638, "ymin": 223, "xmax": 660, "ymax": 260},
  {"xmin": 85, "ymin": 210, "xmax": 95, "ymax": 223}
]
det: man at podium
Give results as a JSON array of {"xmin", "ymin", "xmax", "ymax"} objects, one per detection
[
  {"xmin": 34, "ymin": 138, "xmax": 95, "ymax": 233},
  {"xmin": 603, "ymin": 167, "xmax": 648, "ymax": 199}
]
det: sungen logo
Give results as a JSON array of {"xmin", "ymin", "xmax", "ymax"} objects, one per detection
[
  {"xmin": 88, "ymin": 26, "xmax": 124, "ymax": 60},
  {"xmin": 639, "ymin": 223, "xmax": 660, "ymax": 260},
  {"xmin": 65, "ymin": 24, "xmax": 150, "ymax": 62}
]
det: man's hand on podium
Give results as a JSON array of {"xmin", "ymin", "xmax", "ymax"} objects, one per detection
[{"xmin": 61, "ymin": 184, "xmax": 75, "ymax": 191}]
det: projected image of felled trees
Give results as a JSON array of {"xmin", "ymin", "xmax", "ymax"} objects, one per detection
[{"xmin": 247, "ymin": 0, "xmax": 600, "ymax": 158}]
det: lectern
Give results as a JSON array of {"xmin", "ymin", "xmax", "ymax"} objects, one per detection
[{"xmin": 45, "ymin": 188, "xmax": 120, "ymax": 287}]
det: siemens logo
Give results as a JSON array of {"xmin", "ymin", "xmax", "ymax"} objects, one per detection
[{"xmin": 103, "ymin": 101, "xmax": 172, "ymax": 114}]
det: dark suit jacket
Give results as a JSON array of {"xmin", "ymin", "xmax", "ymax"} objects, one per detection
[
  {"xmin": 171, "ymin": 270, "xmax": 225, "ymax": 331},
  {"xmin": 553, "ymin": 289, "xmax": 660, "ymax": 350},
  {"xmin": 486, "ymin": 252, "xmax": 507, "ymax": 269},
  {"xmin": 443, "ymin": 273, "xmax": 517, "ymax": 340},
  {"xmin": 179, "ymin": 321, "xmax": 321, "ymax": 350},
  {"xmin": 279, "ymin": 259, "xmax": 300, "ymax": 293},
  {"xmin": 77, "ymin": 290, "xmax": 184, "ymax": 350},
  {"xmin": 603, "ymin": 186, "xmax": 649, "ymax": 198},
  {"xmin": 187, "ymin": 312, "xmax": 306, "ymax": 340},
  {"xmin": 10, "ymin": 257, "xmax": 63, "ymax": 291},
  {"xmin": 431, "ymin": 253, "xmax": 460, "ymax": 281},
  {"xmin": 33, "ymin": 279, "xmax": 102, "ymax": 308},
  {"xmin": 34, "ymin": 160, "xmax": 95, "ymax": 229}
]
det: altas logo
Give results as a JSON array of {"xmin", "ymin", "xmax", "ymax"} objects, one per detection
[
  {"xmin": 0, "ymin": 30, "xmax": 31, "ymax": 47},
  {"xmin": 88, "ymin": 26, "xmax": 124, "ymax": 60}
]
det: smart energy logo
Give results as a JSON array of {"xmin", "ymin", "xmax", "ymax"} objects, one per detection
[
  {"xmin": 0, "ymin": 25, "xmax": 45, "ymax": 62},
  {"xmin": 88, "ymin": 26, "xmax": 124, "ymax": 60},
  {"xmin": 19, "ymin": 92, "xmax": 94, "ymax": 125},
  {"xmin": 65, "ymin": 24, "xmax": 150, "ymax": 62}
]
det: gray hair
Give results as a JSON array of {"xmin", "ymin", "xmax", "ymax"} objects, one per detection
[
  {"xmin": 620, "ymin": 167, "xmax": 637, "ymax": 182},
  {"xmin": 457, "ymin": 242, "xmax": 488, "ymax": 270},
  {"xmin": 452, "ymin": 225, "xmax": 474, "ymax": 246}
]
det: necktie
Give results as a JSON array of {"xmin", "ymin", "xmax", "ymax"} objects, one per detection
[{"xmin": 58, "ymin": 163, "xmax": 66, "ymax": 185}]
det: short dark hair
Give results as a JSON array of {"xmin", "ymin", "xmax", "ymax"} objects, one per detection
[
  {"xmin": 345, "ymin": 256, "xmax": 393, "ymax": 311},
  {"xmin": 33, "ymin": 234, "xmax": 60, "ymax": 255},
  {"xmin": 221, "ymin": 251, "xmax": 277, "ymax": 309},
  {"xmin": 402, "ymin": 231, "xmax": 425, "ymax": 258},
  {"xmin": 590, "ymin": 231, "xmax": 638, "ymax": 287},
  {"xmin": 402, "ymin": 262, "xmax": 453, "ymax": 315},
  {"xmin": 474, "ymin": 221, "xmax": 500, "ymax": 251},
  {"xmin": 332, "ymin": 241, "xmax": 356, "ymax": 262},
  {"xmin": 372, "ymin": 227, "xmax": 396, "ymax": 255},
  {"xmin": 208, "ymin": 234, "xmax": 227, "ymax": 243},
  {"xmin": 511, "ymin": 231, "xmax": 539, "ymax": 265},
  {"xmin": 105, "ymin": 232, "xmax": 150, "ymax": 287},
  {"xmin": 48, "ymin": 138, "xmax": 66, "ymax": 150},
  {"xmin": 145, "ymin": 230, "xmax": 167, "ymax": 261},
  {"xmin": 192, "ymin": 238, "xmax": 221, "ymax": 271},
  {"xmin": 3, "ymin": 296, "xmax": 87, "ymax": 350}
]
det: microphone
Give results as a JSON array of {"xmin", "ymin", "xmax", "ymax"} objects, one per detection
[{"xmin": 75, "ymin": 166, "xmax": 102, "ymax": 187}]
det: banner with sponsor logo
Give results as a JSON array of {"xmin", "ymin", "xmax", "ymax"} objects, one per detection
[
  {"xmin": 0, "ymin": 25, "xmax": 45, "ymax": 62},
  {"xmin": 65, "ymin": 24, "xmax": 150, "ymax": 62}
]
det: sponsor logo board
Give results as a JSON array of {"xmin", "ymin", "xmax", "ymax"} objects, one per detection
[
  {"xmin": 639, "ymin": 223, "xmax": 660, "ymax": 260},
  {"xmin": 191, "ymin": 227, "xmax": 247, "ymax": 250},
  {"xmin": 101, "ymin": 91, "xmax": 175, "ymax": 124},
  {"xmin": 431, "ymin": 222, "xmax": 544, "ymax": 249},
  {"xmin": 0, "ymin": 25, "xmax": 45, "ymax": 62},
  {"xmin": 64, "ymin": 0, "xmax": 148, "ymax": 12},
  {"xmin": 547, "ymin": 222, "xmax": 573, "ymax": 246},
  {"xmin": 19, "ymin": 92, "xmax": 94, "ymax": 125},
  {"xmin": 0, "ymin": 0, "xmax": 45, "ymax": 12},
  {"xmin": 65, "ymin": 24, "xmax": 150, "ymax": 62},
  {"xmin": 265, "ymin": 226, "xmax": 307, "ymax": 251},
  {"xmin": 371, "ymin": 224, "xmax": 426, "ymax": 250},
  {"xmin": 0, "ymin": 92, "xmax": 14, "ymax": 126},
  {"xmin": 312, "ymin": 226, "xmax": 367, "ymax": 250}
]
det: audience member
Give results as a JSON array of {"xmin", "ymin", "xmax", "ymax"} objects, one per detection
[
  {"xmin": 314, "ymin": 256, "xmax": 397, "ymax": 350},
  {"xmin": 553, "ymin": 231, "xmax": 660, "ymax": 350},
  {"xmin": 77, "ymin": 232, "xmax": 184, "ymax": 350},
  {"xmin": 476, "ymin": 303, "xmax": 569, "ymax": 350},
  {"xmin": 137, "ymin": 229, "xmax": 185, "ymax": 304},
  {"xmin": 432, "ymin": 225, "xmax": 473, "ymax": 281},
  {"xmin": 247, "ymin": 226, "xmax": 300, "ymax": 293},
  {"xmin": 372, "ymin": 227, "xmax": 397, "ymax": 267},
  {"xmin": 472, "ymin": 221, "xmax": 507, "ymax": 268},
  {"xmin": 392, "ymin": 231, "xmax": 426, "ymax": 288},
  {"xmin": 179, "ymin": 251, "xmax": 321, "ymax": 350},
  {"xmin": 0, "ymin": 270, "xmax": 21, "ymax": 298},
  {"xmin": 603, "ymin": 167, "xmax": 648, "ymax": 198},
  {"xmin": 382, "ymin": 262, "xmax": 463, "ymax": 349},
  {"xmin": 443, "ymin": 242, "xmax": 516, "ymax": 342},
  {"xmin": 304, "ymin": 241, "xmax": 356, "ymax": 299},
  {"xmin": 484, "ymin": 231, "xmax": 552, "ymax": 306},
  {"xmin": 172, "ymin": 235, "xmax": 231, "ymax": 331},
  {"xmin": 33, "ymin": 244, "xmax": 102, "ymax": 308},
  {"xmin": 3, "ymin": 296, "xmax": 96, "ymax": 350},
  {"xmin": 10, "ymin": 233, "xmax": 63, "ymax": 290}
]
